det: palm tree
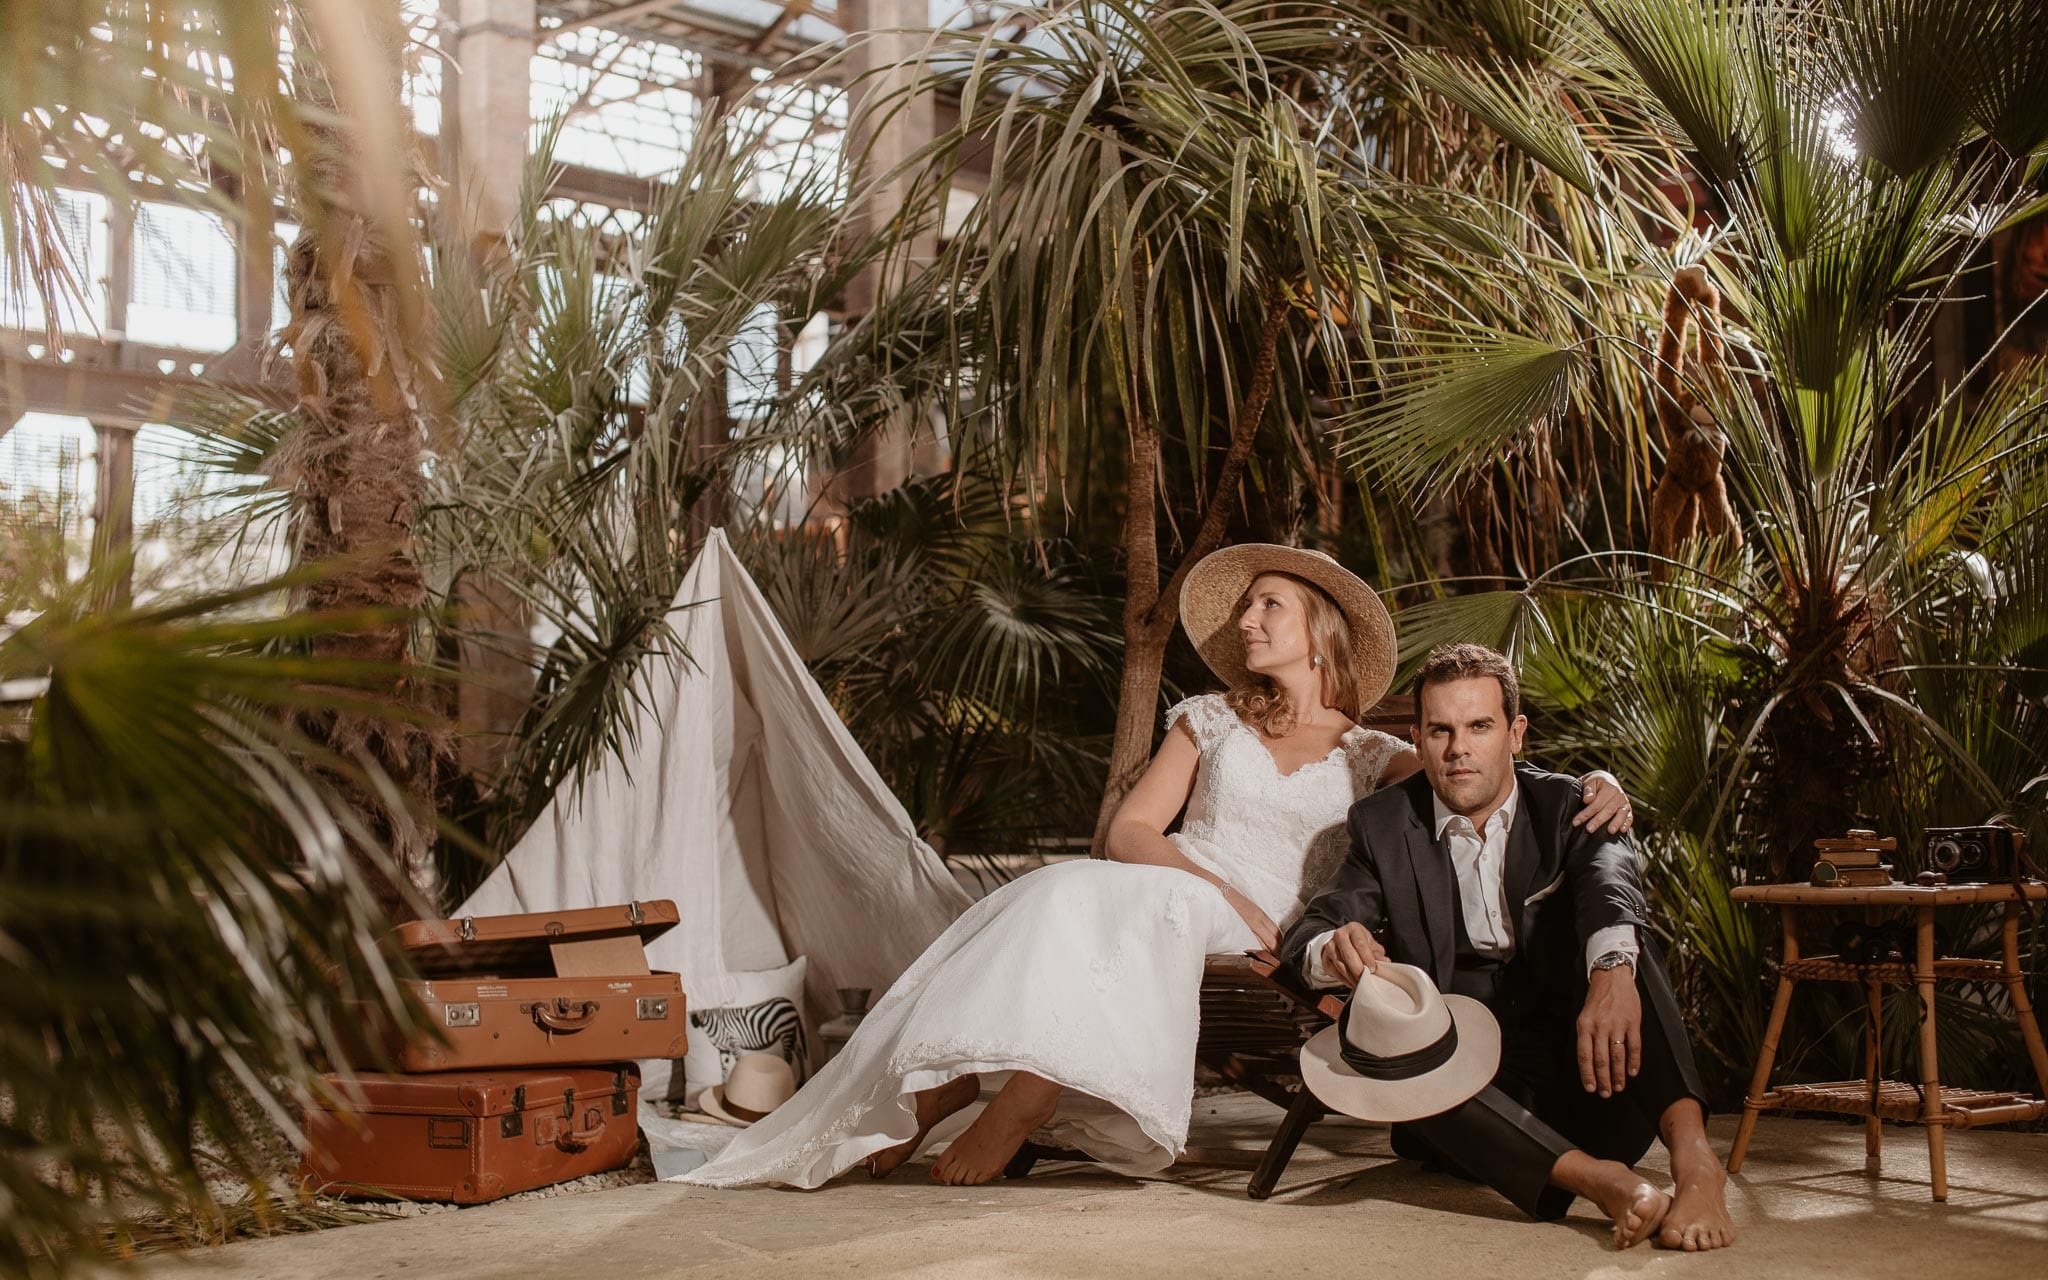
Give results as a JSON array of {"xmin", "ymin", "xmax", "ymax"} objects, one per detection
[
  {"xmin": 7, "ymin": 2, "xmax": 446, "ymax": 919},
  {"xmin": 274, "ymin": 2, "xmax": 444, "ymax": 919},
  {"xmin": 3, "ymin": 6, "xmax": 451, "ymax": 1267},
  {"xmin": 181, "ymin": 116, "xmax": 924, "ymax": 898},
  {"xmin": 1342, "ymin": 0, "xmax": 2048, "ymax": 1088},
  {"xmin": 863, "ymin": 0, "xmax": 1391, "ymax": 846}
]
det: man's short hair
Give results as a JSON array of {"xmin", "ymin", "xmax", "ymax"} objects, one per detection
[{"xmin": 1412, "ymin": 642, "xmax": 1521, "ymax": 723}]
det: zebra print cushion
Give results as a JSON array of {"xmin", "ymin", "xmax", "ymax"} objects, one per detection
[
  {"xmin": 676, "ymin": 958, "xmax": 810, "ymax": 1107},
  {"xmin": 690, "ymin": 998, "xmax": 808, "ymax": 1084}
]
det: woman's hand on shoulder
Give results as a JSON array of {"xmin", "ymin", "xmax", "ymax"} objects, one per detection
[
  {"xmin": 1572, "ymin": 769, "xmax": 1635, "ymax": 834},
  {"xmin": 1377, "ymin": 746, "xmax": 1423, "ymax": 786}
]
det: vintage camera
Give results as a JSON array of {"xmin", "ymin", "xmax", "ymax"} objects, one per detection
[{"xmin": 1922, "ymin": 825, "xmax": 2025, "ymax": 884}]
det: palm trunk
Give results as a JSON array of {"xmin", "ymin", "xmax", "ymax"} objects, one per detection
[
  {"xmin": 1091, "ymin": 290, "xmax": 1293, "ymax": 850},
  {"xmin": 280, "ymin": 2, "xmax": 444, "ymax": 921}
]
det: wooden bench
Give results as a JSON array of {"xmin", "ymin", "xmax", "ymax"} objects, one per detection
[{"xmin": 1004, "ymin": 949, "xmax": 1346, "ymax": 1199}]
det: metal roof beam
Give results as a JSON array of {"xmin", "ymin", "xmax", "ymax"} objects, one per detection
[{"xmin": 541, "ymin": 0, "xmax": 698, "ymax": 41}]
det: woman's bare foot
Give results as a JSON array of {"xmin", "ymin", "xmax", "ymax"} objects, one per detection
[
  {"xmin": 865, "ymin": 1074, "xmax": 981, "ymax": 1179},
  {"xmin": 930, "ymin": 1072, "xmax": 1061, "ymax": 1187},
  {"xmin": 1658, "ymin": 1142, "xmax": 1737, "ymax": 1250},
  {"xmin": 1555, "ymin": 1151, "xmax": 1671, "ymax": 1249}
]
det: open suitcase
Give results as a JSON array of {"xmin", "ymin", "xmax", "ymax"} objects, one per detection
[
  {"xmin": 300, "ymin": 1065, "xmax": 641, "ymax": 1203},
  {"xmin": 358, "ymin": 899, "xmax": 687, "ymax": 1072}
]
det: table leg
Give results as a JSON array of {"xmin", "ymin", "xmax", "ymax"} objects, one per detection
[
  {"xmin": 1864, "ymin": 975, "xmax": 1884, "ymax": 1161},
  {"xmin": 1730, "ymin": 908, "xmax": 1800, "ymax": 1174},
  {"xmin": 1915, "ymin": 906, "xmax": 1946, "ymax": 1202},
  {"xmin": 2003, "ymin": 903, "xmax": 2048, "ymax": 1099}
]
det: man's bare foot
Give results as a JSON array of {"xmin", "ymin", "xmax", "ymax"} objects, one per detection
[
  {"xmin": 930, "ymin": 1072, "xmax": 1061, "ymax": 1187},
  {"xmin": 1655, "ymin": 1101, "xmax": 1736, "ymax": 1250},
  {"xmin": 1552, "ymin": 1150, "xmax": 1671, "ymax": 1248},
  {"xmin": 865, "ymin": 1074, "xmax": 981, "ymax": 1179},
  {"xmin": 1658, "ymin": 1144, "xmax": 1737, "ymax": 1250},
  {"xmin": 1586, "ymin": 1160, "xmax": 1672, "ymax": 1249}
]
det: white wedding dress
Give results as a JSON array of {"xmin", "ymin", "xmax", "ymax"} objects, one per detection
[{"xmin": 682, "ymin": 694, "xmax": 1409, "ymax": 1188}]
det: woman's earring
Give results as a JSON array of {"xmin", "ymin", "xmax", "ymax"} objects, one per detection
[{"xmin": 1311, "ymin": 655, "xmax": 1323, "ymax": 667}]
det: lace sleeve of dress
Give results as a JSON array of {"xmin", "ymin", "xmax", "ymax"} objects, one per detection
[
  {"xmin": 1345, "ymin": 727, "xmax": 1413, "ymax": 796},
  {"xmin": 1163, "ymin": 693, "xmax": 1235, "ymax": 752}
]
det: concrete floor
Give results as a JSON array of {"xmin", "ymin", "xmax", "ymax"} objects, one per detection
[{"xmin": 155, "ymin": 1099, "xmax": 2047, "ymax": 1279}]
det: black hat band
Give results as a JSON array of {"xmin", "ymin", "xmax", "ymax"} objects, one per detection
[{"xmin": 1338, "ymin": 1014, "xmax": 1460, "ymax": 1081}]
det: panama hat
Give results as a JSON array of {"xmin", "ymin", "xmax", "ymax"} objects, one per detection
[
  {"xmin": 1300, "ymin": 963, "xmax": 1501, "ymax": 1123},
  {"xmin": 697, "ymin": 1053, "xmax": 797, "ymax": 1128},
  {"xmin": 1179, "ymin": 543, "xmax": 1397, "ymax": 711}
]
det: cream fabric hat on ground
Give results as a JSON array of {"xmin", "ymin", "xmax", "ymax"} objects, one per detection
[
  {"xmin": 1178, "ymin": 543, "xmax": 1397, "ymax": 711},
  {"xmin": 697, "ymin": 1052, "xmax": 798, "ymax": 1128},
  {"xmin": 1300, "ymin": 963, "xmax": 1501, "ymax": 1123}
]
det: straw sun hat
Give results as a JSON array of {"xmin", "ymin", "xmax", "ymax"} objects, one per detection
[
  {"xmin": 1178, "ymin": 543, "xmax": 1397, "ymax": 711},
  {"xmin": 697, "ymin": 1053, "xmax": 798, "ymax": 1128},
  {"xmin": 1300, "ymin": 963, "xmax": 1501, "ymax": 1123}
]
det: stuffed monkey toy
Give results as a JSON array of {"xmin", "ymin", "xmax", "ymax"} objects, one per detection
[{"xmin": 1649, "ymin": 265, "xmax": 1742, "ymax": 568}]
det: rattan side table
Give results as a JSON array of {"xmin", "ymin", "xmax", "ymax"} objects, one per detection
[{"xmin": 1725, "ymin": 880, "xmax": 2048, "ymax": 1201}]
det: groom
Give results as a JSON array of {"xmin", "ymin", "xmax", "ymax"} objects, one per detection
[{"xmin": 1281, "ymin": 643, "xmax": 1736, "ymax": 1251}]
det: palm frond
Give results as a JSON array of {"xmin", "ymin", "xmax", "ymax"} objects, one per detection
[
  {"xmin": 1402, "ymin": 51, "xmax": 1602, "ymax": 197},
  {"xmin": 1588, "ymin": 0, "xmax": 1748, "ymax": 186},
  {"xmin": 1340, "ymin": 330, "xmax": 1584, "ymax": 498},
  {"xmin": 1, "ymin": 570, "xmax": 430, "ymax": 1275},
  {"xmin": 1820, "ymin": 0, "xmax": 1977, "ymax": 178},
  {"xmin": 1954, "ymin": 0, "xmax": 2048, "ymax": 156}
]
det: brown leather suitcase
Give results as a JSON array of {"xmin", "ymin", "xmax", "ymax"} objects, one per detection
[
  {"xmin": 299, "ymin": 1065, "xmax": 641, "ymax": 1203},
  {"xmin": 358, "ymin": 900, "xmax": 687, "ymax": 1071}
]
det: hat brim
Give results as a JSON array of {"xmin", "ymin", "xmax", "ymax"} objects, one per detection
[
  {"xmin": 1179, "ymin": 544, "xmax": 1396, "ymax": 713},
  {"xmin": 696, "ymin": 1086, "xmax": 762, "ymax": 1128},
  {"xmin": 1299, "ymin": 994, "xmax": 1501, "ymax": 1123}
]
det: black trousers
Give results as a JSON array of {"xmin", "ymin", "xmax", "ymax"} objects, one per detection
[{"xmin": 1391, "ymin": 942, "xmax": 1708, "ymax": 1220}]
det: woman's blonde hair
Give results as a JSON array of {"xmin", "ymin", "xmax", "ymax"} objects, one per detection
[{"xmin": 1223, "ymin": 572, "xmax": 1361, "ymax": 736}]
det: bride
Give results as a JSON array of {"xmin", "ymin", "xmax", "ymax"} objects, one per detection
[{"xmin": 683, "ymin": 543, "xmax": 1632, "ymax": 1189}]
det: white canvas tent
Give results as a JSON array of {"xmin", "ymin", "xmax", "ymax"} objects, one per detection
[{"xmin": 459, "ymin": 528, "xmax": 971, "ymax": 1041}]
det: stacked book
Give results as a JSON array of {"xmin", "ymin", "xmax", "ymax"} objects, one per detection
[{"xmin": 1811, "ymin": 830, "xmax": 1896, "ymax": 887}]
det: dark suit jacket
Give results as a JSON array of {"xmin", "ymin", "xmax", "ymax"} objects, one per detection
[{"xmin": 1281, "ymin": 763, "xmax": 1647, "ymax": 1012}]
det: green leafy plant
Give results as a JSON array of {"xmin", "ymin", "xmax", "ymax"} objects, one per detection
[
  {"xmin": 1347, "ymin": 0, "xmax": 2048, "ymax": 1097},
  {"xmin": 0, "ymin": 569, "xmax": 430, "ymax": 1276}
]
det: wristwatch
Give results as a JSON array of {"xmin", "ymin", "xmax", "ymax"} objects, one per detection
[{"xmin": 1591, "ymin": 950, "xmax": 1636, "ymax": 974}]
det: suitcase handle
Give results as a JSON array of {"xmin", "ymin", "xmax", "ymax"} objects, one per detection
[
  {"xmin": 531, "ymin": 998, "xmax": 600, "ymax": 1032},
  {"xmin": 556, "ymin": 1113, "xmax": 607, "ymax": 1152}
]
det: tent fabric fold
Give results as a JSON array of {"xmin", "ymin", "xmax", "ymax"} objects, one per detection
[{"xmin": 459, "ymin": 528, "xmax": 972, "ymax": 1034}]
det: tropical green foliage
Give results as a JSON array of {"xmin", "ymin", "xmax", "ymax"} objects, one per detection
[
  {"xmin": 0, "ymin": 569, "xmax": 429, "ymax": 1276},
  {"xmin": 860, "ymin": 0, "xmax": 1411, "ymax": 839},
  {"xmin": 736, "ymin": 473, "xmax": 1123, "ymax": 886},
  {"xmin": 177, "ymin": 119, "xmax": 884, "ymax": 896},
  {"xmin": 1351, "ymin": 0, "xmax": 2048, "ymax": 1097}
]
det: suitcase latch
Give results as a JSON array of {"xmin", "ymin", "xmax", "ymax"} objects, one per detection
[
  {"xmin": 457, "ymin": 916, "xmax": 476, "ymax": 943},
  {"xmin": 635, "ymin": 997, "xmax": 668, "ymax": 1021},
  {"xmin": 611, "ymin": 1069, "xmax": 630, "ymax": 1115},
  {"xmin": 444, "ymin": 1002, "xmax": 481, "ymax": 1028},
  {"xmin": 501, "ymin": 1085, "xmax": 526, "ymax": 1138},
  {"xmin": 627, "ymin": 900, "xmax": 644, "ymax": 926}
]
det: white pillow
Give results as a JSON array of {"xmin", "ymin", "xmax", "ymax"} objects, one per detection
[{"xmin": 675, "ymin": 956, "xmax": 809, "ymax": 1108}]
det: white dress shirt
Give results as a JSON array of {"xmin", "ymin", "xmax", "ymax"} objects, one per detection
[{"xmin": 1303, "ymin": 781, "xmax": 1638, "ymax": 988}]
